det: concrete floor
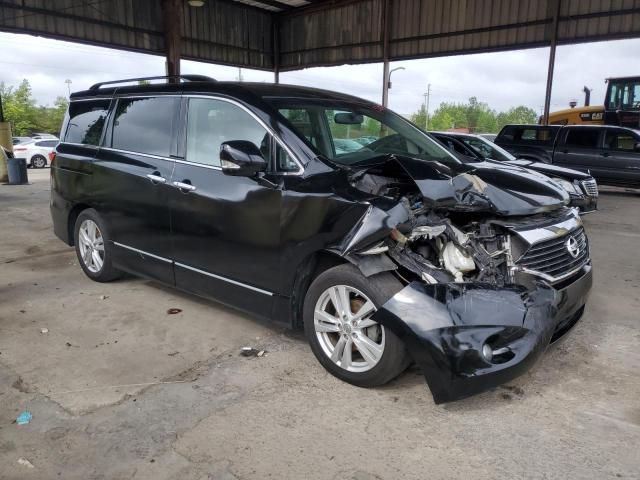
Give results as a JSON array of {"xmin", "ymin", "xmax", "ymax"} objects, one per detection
[{"xmin": 1, "ymin": 168, "xmax": 639, "ymax": 479}]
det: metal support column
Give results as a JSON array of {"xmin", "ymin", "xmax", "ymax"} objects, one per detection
[
  {"xmin": 381, "ymin": 0, "xmax": 391, "ymax": 107},
  {"xmin": 273, "ymin": 18, "xmax": 281, "ymax": 84},
  {"xmin": 542, "ymin": 0, "xmax": 561, "ymax": 125},
  {"xmin": 162, "ymin": 0, "xmax": 183, "ymax": 79},
  {"xmin": 0, "ymin": 92, "xmax": 11, "ymax": 183}
]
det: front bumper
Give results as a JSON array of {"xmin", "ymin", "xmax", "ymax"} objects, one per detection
[
  {"xmin": 372, "ymin": 264, "xmax": 593, "ymax": 404},
  {"xmin": 570, "ymin": 193, "xmax": 597, "ymax": 214}
]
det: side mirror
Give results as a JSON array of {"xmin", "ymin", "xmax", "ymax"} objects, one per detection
[{"xmin": 220, "ymin": 141, "xmax": 267, "ymax": 177}]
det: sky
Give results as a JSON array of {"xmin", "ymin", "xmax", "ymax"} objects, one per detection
[{"xmin": 1, "ymin": 31, "xmax": 639, "ymax": 116}]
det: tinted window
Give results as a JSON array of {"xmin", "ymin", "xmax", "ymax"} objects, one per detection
[
  {"xmin": 36, "ymin": 140, "xmax": 57, "ymax": 147},
  {"xmin": 65, "ymin": 100, "xmax": 110, "ymax": 145},
  {"xmin": 111, "ymin": 97, "xmax": 178, "ymax": 157},
  {"xmin": 604, "ymin": 130, "xmax": 639, "ymax": 151},
  {"xmin": 186, "ymin": 98, "xmax": 269, "ymax": 167},
  {"xmin": 498, "ymin": 126, "xmax": 516, "ymax": 141},
  {"xmin": 564, "ymin": 128, "xmax": 600, "ymax": 148}
]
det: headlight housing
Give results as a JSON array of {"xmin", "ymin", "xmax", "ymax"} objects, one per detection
[{"xmin": 553, "ymin": 178, "xmax": 581, "ymax": 195}]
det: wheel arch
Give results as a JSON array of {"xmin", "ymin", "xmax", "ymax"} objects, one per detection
[
  {"xmin": 67, "ymin": 203, "xmax": 92, "ymax": 246},
  {"xmin": 289, "ymin": 250, "xmax": 349, "ymax": 330}
]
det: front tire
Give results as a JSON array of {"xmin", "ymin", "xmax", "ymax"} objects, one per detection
[
  {"xmin": 31, "ymin": 155, "xmax": 47, "ymax": 168},
  {"xmin": 303, "ymin": 264, "xmax": 410, "ymax": 387},
  {"xmin": 74, "ymin": 209, "xmax": 121, "ymax": 282}
]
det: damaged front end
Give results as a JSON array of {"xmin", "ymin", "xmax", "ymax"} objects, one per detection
[{"xmin": 334, "ymin": 155, "xmax": 593, "ymax": 403}]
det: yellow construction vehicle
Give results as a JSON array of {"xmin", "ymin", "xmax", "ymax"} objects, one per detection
[{"xmin": 545, "ymin": 76, "xmax": 640, "ymax": 128}]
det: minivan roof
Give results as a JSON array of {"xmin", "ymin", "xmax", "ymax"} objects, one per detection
[{"xmin": 70, "ymin": 80, "xmax": 377, "ymax": 107}]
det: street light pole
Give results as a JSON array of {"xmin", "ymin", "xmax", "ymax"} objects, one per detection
[
  {"xmin": 65, "ymin": 79, "xmax": 72, "ymax": 97},
  {"xmin": 423, "ymin": 83, "xmax": 431, "ymax": 131},
  {"xmin": 383, "ymin": 66, "xmax": 405, "ymax": 108}
]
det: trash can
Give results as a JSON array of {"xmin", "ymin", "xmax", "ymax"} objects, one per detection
[{"xmin": 7, "ymin": 157, "xmax": 28, "ymax": 185}]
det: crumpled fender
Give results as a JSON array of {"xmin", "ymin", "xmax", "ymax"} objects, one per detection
[
  {"xmin": 370, "ymin": 281, "xmax": 562, "ymax": 404},
  {"xmin": 334, "ymin": 200, "xmax": 409, "ymax": 256}
]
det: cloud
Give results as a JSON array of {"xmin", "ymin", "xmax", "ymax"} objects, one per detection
[{"xmin": 1, "ymin": 31, "xmax": 639, "ymax": 118}]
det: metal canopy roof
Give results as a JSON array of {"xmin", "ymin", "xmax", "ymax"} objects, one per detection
[{"xmin": 1, "ymin": 0, "xmax": 639, "ymax": 72}]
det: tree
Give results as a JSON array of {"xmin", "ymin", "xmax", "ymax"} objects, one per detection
[
  {"xmin": 496, "ymin": 106, "xmax": 538, "ymax": 128},
  {"xmin": 410, "ymin": 97, "xmax": 538, "ymax": 133},
  {"xmin": 1, "ymin": 80, "xmax": 38, "ymax": 135},
  {"xmin": 410, "ymin": 104, "xmax": 428, "ymax": 130},
  {"xmin": 0, "ymin": 79, "xmax": 68, "ymax": 136}
]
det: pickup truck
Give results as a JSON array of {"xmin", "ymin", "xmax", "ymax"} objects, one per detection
[{"xmin": 495, "ymin": 124, "xmax": 640, "ymax": 188}]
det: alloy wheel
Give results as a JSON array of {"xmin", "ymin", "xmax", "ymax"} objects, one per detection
[
  {"xmin": 313, "ymin": 285, "xmax": 385, "ymax": 373},
  {"xmin": 78, "ymin": 219, "xmax": 105, "ymax": 273},
  {"xmin": 33, "ymin": 156, "xmax": 46, "ymax": 168}
]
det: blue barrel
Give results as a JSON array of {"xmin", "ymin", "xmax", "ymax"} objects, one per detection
[{"xmin": 7, "ymin": 157, "xmax": 28, "ymax": 185}]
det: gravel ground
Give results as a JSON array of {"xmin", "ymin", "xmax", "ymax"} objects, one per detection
[{"xmin": 1, "ymin": 168, "xmax": 639, "ymax": 479}]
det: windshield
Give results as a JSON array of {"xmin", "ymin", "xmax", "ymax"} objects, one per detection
[
  {"xmin": 459, "ymin": 135, "xmax": 516, "ymax": 162},
  {"xmin": 265, "ymin": 98, "xmax": 460, "ymax": 167},
  {"xmin": 607, "ymin": 79, "xmax": 640, "ymax": 110}
]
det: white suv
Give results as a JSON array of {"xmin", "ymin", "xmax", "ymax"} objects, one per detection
[{"xmin": 13, "ymin": 139, "xmax": 58, "ymax": 168}]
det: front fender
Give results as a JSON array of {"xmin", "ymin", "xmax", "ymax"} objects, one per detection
[{"xmin": 371, "ymin": 269, "xmax": 592, "ymax": 403}]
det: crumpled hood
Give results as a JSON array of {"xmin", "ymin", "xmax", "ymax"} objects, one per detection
[
  {"xmin": 349, "ymin": 155, "xmax": 570, "ymax": 216},
  {"xmin": 504, "ymin": 158, "xmax": 592, "ymax": 181}
]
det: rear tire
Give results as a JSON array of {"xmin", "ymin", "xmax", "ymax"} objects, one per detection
[
  {"xmin": 31, "ymin": 155, "xmax": 47, "ymax": 168},
  {"xmin": 74, "ymin": 209, "xmax": 121, "ymax": 282},
  {"xmin": 303, "ymin": 264, "xmax": 410, "ymax": 387}
]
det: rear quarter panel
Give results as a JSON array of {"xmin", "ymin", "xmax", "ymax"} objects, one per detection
[{"xmin": 50, "ymin": 143, "xmax": 98, "ymax": 244}]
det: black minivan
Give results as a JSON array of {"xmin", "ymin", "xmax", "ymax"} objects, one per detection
[{"xmin": 51, "ymin": 76, "xmax": 593, "ymax": 404}]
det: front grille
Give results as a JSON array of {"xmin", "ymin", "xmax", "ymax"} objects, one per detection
[
  {"xmin": 581, "ymin": 178, "xmax": 598, "ymax": 197},
  {"xmin": 517, "ymin": 227, "xmax": 589, "ymax": 281}
]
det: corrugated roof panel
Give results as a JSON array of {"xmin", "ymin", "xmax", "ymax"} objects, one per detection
[
  {"xmin": 0, "ymin": 0, "xmax": 638, "ymax": 71},
  {"xmin": 279, "ymin": 0, "xmax": 384, "ymax": 69}
]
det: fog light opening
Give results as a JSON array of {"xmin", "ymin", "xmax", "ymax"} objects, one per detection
[{"xmin": 482, "ymin": 342, "xmax": 514, "ymax": 364}]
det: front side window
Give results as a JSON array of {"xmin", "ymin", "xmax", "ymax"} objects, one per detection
[
  {"xmin": 186, "ymin": 98, "xmax": 269, "ymax": 167},
  {"xmin": 64, "ymin": 100, "xmax": 110, "ymax": 145},
  {"xmin": 111, "ymin": 97, "xmax": 179, "ymax": 157},
  {"xmin": 565, "ymin": 128, "xmax": 601, "ymax": 149},
  {"xmin": 519, "ymin": 128, "xmax": 556, "ymax": 144},
  {"xmin": 267, "ymin": 99, "xmax": 457, "ymax": 167},
  {"xmin": 604, "ymin": 130, "xmax": 639, "ymax": 151}
]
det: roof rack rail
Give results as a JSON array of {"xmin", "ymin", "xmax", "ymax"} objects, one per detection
[{"xmin": 89, "ymin": 75, "xmax": 216, "ymax": 90}]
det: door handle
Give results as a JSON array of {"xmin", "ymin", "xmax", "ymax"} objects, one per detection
[
  {"xmin": 173, "ymin": 180, "xmax": 196, "ymax": 192},
  {"xmin": 146, "ymin": 173, "xmax": 166, "ymax": 184}
]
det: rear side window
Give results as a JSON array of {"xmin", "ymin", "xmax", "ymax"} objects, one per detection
[
  {"xmin": 564, "ymin": 128, "xmax": 601, "ymax": 149},
  {"xmin": 498, "ymin": 126, "xmax": 517, "ymax": 141},
  {"xmin": 604, "ymin": 130, "xmax": 638, "ymax": 151},
  {"xmin": 518, "ymin": 128, "xmax": 556, "ymax": 144},
  {"xmin": 111, "ymin": 97, "xmax": 178, "ymax": 157},
  {"xmin": 64, "ymin": 100, "xmax": 110, "ymax": 145},
  {"xmin": 36, "ymin": 140, "xmax": 57, "ymax": 147}
]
